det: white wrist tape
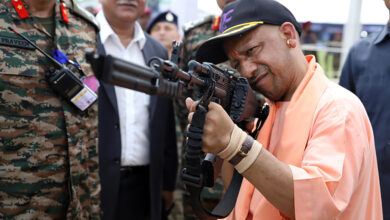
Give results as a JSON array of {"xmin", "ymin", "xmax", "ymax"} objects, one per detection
[
  {"xmin": 217, "ymin": 124, "xmax": 263, "ymax": 173},
  {"xmin": 217, "ymin": 124, "xmax": 247, "ymax": 160}
]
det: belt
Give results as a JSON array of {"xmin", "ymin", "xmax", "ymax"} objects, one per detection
[{"xmin": 120, "ymin": 165, "xmax": 149, "ymax": 175}]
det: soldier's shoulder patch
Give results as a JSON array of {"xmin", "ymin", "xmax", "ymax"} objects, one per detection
[
  {"xmin": 183, "ymin": 15, "xmax": 215, "ymax": 34},
  {"xmin": 69, "ymin": 0, "xmax": 99, "ymax": 30}
]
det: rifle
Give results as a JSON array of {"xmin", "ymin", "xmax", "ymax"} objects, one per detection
[{"xmin": 85, "ymin": 42, "xmax": 268, "ymax": 219}]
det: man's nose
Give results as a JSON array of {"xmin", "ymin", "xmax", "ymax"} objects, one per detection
[{"xmin": 240, "ymin": 61, "xmax": 257, "ymax": 79}]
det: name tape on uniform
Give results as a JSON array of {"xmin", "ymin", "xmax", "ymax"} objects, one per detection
[{"xmin": 0, "ymin": 36, "xmax": 35, "ymax": 50}]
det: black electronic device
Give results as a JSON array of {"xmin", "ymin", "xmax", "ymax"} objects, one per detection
[{"xmin": 8, "ymin": 27, "xmax": 97, "ymax": 111}]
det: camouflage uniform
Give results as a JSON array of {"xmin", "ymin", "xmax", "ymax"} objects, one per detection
[
  {"xmin": 170, "ymin": 15, "xmax": 225, "ymax": 220},
  {"xmin": 0, "ymin": 1, "xmax": 100, "ymax": 219}
]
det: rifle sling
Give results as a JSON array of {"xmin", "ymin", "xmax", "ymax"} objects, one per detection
[
  {"xmin": 183, "ymin": 104, "xmax": 242, "ymax": 219},
  {"xmin": 186, "ymin": 170, "xmax": 243, "ymax": 219}
]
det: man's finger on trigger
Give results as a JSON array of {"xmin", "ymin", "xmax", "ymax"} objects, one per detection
[
  {"xmin": 186, "ymin": 98, "xmax": 200, "ymax": 112},
  {"xmin": 188, "ymin": 112, "xmax": 194, "ymax": 124},
  {"xmin": 185, "ymin": 97, "xmax": 194, "ymax": 111}
]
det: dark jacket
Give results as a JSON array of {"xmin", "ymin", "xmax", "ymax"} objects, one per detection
[{"xmin": 98, "ymin": 34, "xmax": 178, "ymax": 220}]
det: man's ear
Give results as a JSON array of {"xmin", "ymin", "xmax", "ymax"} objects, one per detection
[{"xmin": 279, "ymin": 22, "xmax": 298, "ymax": 48}]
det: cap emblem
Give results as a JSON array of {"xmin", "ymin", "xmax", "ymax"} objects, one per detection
[
  {"xmin": 166, "ymin": 13, "xmax": 174, "ymax": 22},
  {"xmin": 219, "ymin": 9, "xmax": 234, "ymax": 34}
]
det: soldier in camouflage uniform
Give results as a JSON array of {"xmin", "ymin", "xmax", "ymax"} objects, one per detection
[
  {"xmin": 0, "ymin": 0, "xmax": 100, "ymax": 219},
  {"xmin": 170, "ymin": 1, "xmax": 237, "ymax": 219}
]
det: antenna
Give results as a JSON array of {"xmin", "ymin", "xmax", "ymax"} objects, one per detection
[{"xmin": 8, "ymin": 27, "xmax": 64, "ymax": 69}]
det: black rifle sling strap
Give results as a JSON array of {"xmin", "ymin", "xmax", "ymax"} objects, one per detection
[
  {"xmin": 181, "ymin": 69, "xmax": 243, "ymax": 219},
  {"xmin": 182, "ymin": 103, "xmax": 244, "ymax": 219},
  {"xmin": 186, "ymin": 171, "xmax": 243, "ymax": 219},
  {"xmin": 182, "ymin": 102, "xmax": 270, "ymax": 219},
  {"xmin": 182, "ymin": 105, "xmax": 206, "ymax": 190}
]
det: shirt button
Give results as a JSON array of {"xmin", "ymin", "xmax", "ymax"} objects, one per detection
[{"xmin": 114, "ymin": 123, "xmax": 119, "ymax": 129}]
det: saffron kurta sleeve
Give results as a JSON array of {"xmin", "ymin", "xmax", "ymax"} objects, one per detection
[{"xmin": 289, "ymin": 83, "xmax": 382, "ymax": 220}]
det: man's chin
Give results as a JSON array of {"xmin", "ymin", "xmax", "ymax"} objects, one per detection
[
  {"xmin": 250, "ymin": 81, "xmax": 264, "ymax": 93},
  {"xmin": 251, "ymin": 85, "xmax": 264, "ymax": 94},
  {"xmin": 116, "ymin": 13, "xmax": 138, "ymax": 22},
  {"xmin": 156, "ymin": 40, "xmax": 169, "ymax": 48},
  {"xmin": 251, "ymin": 86, "xmax": 271, "ymax": 100}
]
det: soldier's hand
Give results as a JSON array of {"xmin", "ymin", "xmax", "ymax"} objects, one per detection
[
  {"xmin": 185, "ymin": 97, "xmax": 234, "ymax": 154},
  {"xmin": 162, "ymin": 190, "xmax": 174, "ymax": 211}
]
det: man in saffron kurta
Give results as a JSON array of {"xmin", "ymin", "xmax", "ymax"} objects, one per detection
[{"xmin": 185, "ymin": 0, "xmax": 383, "ymax": 219}]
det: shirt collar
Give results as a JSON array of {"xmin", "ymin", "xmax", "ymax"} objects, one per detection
[
  {"xmin": 96, "ymin": 10, "xmax": 146, "ymax": 49},
  {"xmin": 374, "ymin": 22, "xmax": 390, "ymax": 45}
]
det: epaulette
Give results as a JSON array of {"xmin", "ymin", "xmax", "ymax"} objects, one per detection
[
  {"xmin": 212, "ymin": 15, "xmax": 221, "ymax": 31},
  {"xmin": 182, "ymin": 15, "xmax": 215, "ymax": 34},
  {"xmin": 69, "ymin": 0, "xmax": 100, "ymax": 30}
]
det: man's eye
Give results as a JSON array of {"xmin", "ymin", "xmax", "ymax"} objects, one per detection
[{"xmin": 246, "ymin": 47, "xmax": 256, "ymax": 56}]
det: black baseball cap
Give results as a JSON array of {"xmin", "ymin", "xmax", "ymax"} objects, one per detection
[
  {"xmin": 146, "ymin": 11, "xmax": 178, "ymax": 34},
  {"xmin": 196, "ymin": 0, "xmax": 302, "ymax": 64}
]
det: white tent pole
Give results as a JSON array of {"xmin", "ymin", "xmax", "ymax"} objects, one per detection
[{"xmin": 340, "ymin": 0, "xmax": 363, "ymax": 69}]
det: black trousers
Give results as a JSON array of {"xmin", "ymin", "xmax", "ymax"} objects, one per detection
[{"xmin": 116, "ymin": 165, "xmax": 150, "ymax": 220}]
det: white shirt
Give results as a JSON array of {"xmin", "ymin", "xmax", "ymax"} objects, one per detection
[{"xmin": 96, "ymin": 11, "xmax": 150, "ymax": 166}]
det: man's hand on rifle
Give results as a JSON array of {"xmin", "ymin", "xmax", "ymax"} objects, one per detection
[{"xmin": 185, "ymin": 97, "xmax": 234, "ymax": 154}]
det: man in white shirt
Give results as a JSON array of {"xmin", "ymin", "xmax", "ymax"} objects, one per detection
[{"xmin": 96, "ymin": 0, "xmax": 178, "ymax": 219}]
